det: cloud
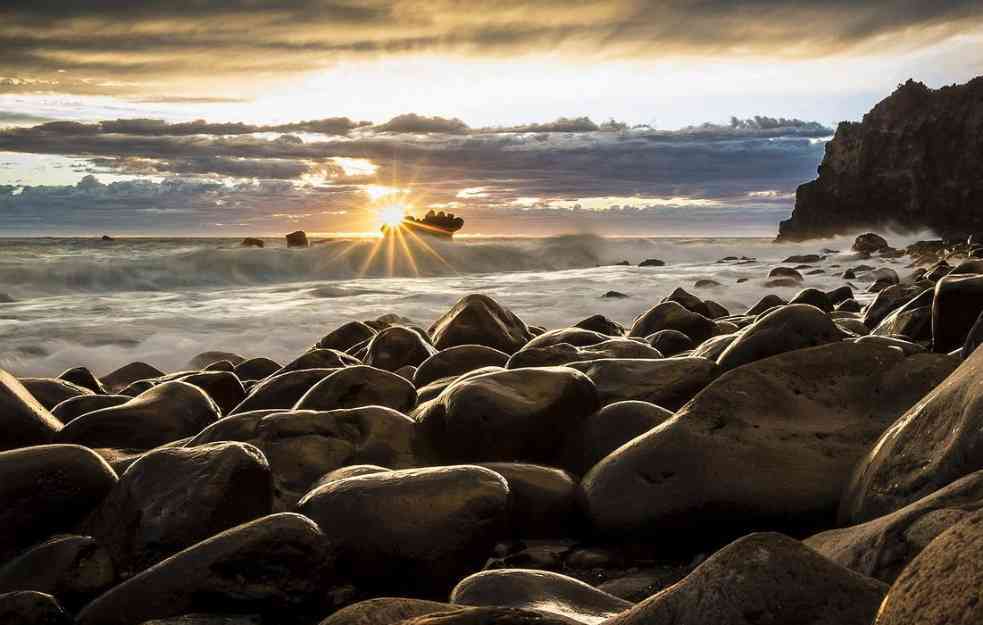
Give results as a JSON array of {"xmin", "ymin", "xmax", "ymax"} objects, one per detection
[
  {"xmin": 373, "ymin": 114, "xmax": 470, "ymax": 134},
  {"xmin": 1, "ymin": 1, "xmax": 981, "ymax": 96}
]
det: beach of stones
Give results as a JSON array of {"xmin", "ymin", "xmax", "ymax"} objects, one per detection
[{"xmin": 5, "ymin": 232, "xmax": 983, "ymax": 625}]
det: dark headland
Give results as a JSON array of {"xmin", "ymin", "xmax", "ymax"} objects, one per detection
[{"xmin": 7, "ymin": 79, "xmax": 983, "ymax": 625}]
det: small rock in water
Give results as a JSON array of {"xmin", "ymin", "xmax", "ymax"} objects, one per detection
[
  {"xmin": 240, "ymin": 237, "xmax": 264, "ymax": 248},
  {"xmin": 101, "ymin": 235, "xmax": 114, "ymax": 241},
  {"xmin": 602, "ymin": 290, "xmax": 629, "ymax": 299},
  {"xmin": 852, "ymin": 232, "xmax": 890, "ymax": 254},
  {"xmin": 639, "ymin": 258, "xmax": 665, "ymax": 267},
  {"xmin": 284, "ymin": 230, "xmax": 309, "ymax": 248}
]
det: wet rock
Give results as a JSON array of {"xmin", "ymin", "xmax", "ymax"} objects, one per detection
[
  {"xmin": 932, "ymin": 273, "xmax": 983, "ymax": 352},
  {"xmin": 415, "ymin": 367, "xmax": 598, "ymax": 466},
  {"xmin": 603, "ymin": 533, "xmax": 886, "ymax": 625},
  {"xmin": 451, "ymin": 569, "xmax": 632, "ymax": 623},
  {"xmin": 0, "ymin": 535, "xmax": 115, "ymax": 610},
  {"xmin": 0, "ymin": 591, "xmax": 72, "ymax": 625},
  {"xmin": 872, "ymin": 304, "xmax": 932, "ymax": 341},
  {"xmin": 638, "ymin": 259, "xmax": 664, "ymax": 267},
  {"xmin": 788, "ymin": 287, "xmax": 833, "ymax": 312},
  {"xmin": 628, "ymin": 302, "xmax": 716, "ymax": 344},
  {"xmin": 294, "ymin": 365, "xmax": 417, "ymax": 413},
  {"xmin": 523, "ymin": 328, "xmax": 608, "ymax": 350},
  {"xmin": 841, "ymin": 342, "xmax": 983, "ymax": 524},
  {"xmin": 100, "ymin": 362, "xmax": 164, "ymax": 394},
  {"xmin": 119, "ymin": 379, "xmax": 155, "ymax": 397},
  {"xmin": 962, "ymin": 310, "xmax": 983, "ymax": 358},
  {"xmin": 285, "ymin": 230, "xmax": 309, "ymax": 248},
  {"xmin": 645, "ymin": 329, "xmax": 693, "ymax": 356},
  {"xmin": 276, "ymin": 348, "xmax": 360, "ymax": 375},
  {"xmin": 745, "ymin": 294, "xmax": 786, "ymax": 316},
  {"xmin": 807, "ymin": 469, "xmax": 983, "ymax": 583},
  {"xmin": 187, "ymin": 351, "xmax": 245, "ymax": 370},
  {"xmin": 475, "ymin": 463, "xmax": 582, "ymax": 537},
  {"xmin": 567, "ymin": 358, "xmax": 718, "ymax": 410},
  {"xmin": 835, "ymin": 317, "xmax": 870, "ymax": 337},
  {"xmin": 852, "ymin": 233, "xmax": 890, "ymax": 254},
  {"xmin": 76, "ymin": 513, "xmax": 331, "ymax": 625},
  {"xmin": 583, "ymin": 342, "xmax": 957, "ymax": 537},
  {"xmin": 601, "ymin": 291, "xmax": 629, "ymax": 299},
  {"xmin": 233, "ymin": 357, "xmax": 281, "ymax": 380},
  {"xmin": 0, "ymin": 369, "xmax": 63, "ymax": 451},
  {"xmin": 85, "ymin": 442, "xmax": 273, "ymax": 577},
  {"xmin": 766, "ymin": 266, "xmax": 804, "ymax": 281},
  {"xmin": 316, "ymin": 321, "xmax": 377, "ymax": 352},
  {"xmin": 174, "ymin": 371, "xmax": 245, "ymax": 415},
  {"xmin": 0, "ymin": 445, "xmax": 117, "ymax": 560},
  {"xmin": 230, "ymin": 369, "xmax": 335, "ymax": 414},
  {"xmin": 836, "ymin": 298, "xmax": 863, "ymax": 312},
  {"xmin": 191, "ymin": 406, "xmax": 425, "ymax": 510},
  {"xmin": 18, "ymin": 377, "xmax": 93, "ymax": 410},
  {"xmin": 319, "ymin": 598, "xmax": 458, "ymax": 625},
  {"xmin": 415, "ymin": 365, "xmax": 506, "ymax": 403},
  {"xmin": 45, "ymin": 394, "xmax": 126, "ymax": 427},
  {"xmin": 414, "ymin": 346, "xmax": 510, "ymax": 387},
  {"xmin": 507, "ymin": 340, "xmax": 662, "ymax": 370},
  {"xmin": 573, "ymin": 315, "xmax": 625, "ymax": 336},
  {"xmin": 660, "ymin": 287, "xmax": 713, "ymax": 318},
  {"xmin": 298, "ymin": 466, "xmax": 508, "ymax": 596},
  {"xmin": 56, "ymin": 381, "xmax": 220, "ymax": 450},
  {"xmin": 365, "ymin": 326, "xmax": 436, "ymax": 372},
  {"xmin": 240, "ymin": 237, "xmax": 264, "ymax": 248},
  {"xmin": 717, "ymin": 304, "xmax": 844, "ymax": 371},
  {"xmin": 784, "ymin": 254, "xmax": 823, "ymax": 263},
  {"xmin": 429, "ymin": 294, "xmax": 533, "ymax": 354},
  {"xmin": 703, "ymin": 300, "xmax": 729, "ymax": 319},
  {"xmin": 58, "ymin": 366, "xmax": 108, "ymax": 394},
  {"xmin": 855, "ymin": 334, "xmax": 926, "ymax": 355},
  {"xmin": 560, "ymin": 401, "xmax": 673, "ymax": 475},
  {"xmin": 693, "ymin": 279, "xmax": 720, "ymax": 288}
]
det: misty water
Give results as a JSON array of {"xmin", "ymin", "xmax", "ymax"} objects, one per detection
[{"xmin": 0, "ymin": 233, "xmax": 928, "ymax": 376}]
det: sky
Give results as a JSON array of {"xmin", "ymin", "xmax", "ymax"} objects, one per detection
[{"xmin": 1, "ymin": 1, "xmax": 982, "ymax": 236}]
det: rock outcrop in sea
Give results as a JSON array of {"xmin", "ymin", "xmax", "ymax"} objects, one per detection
[{"xmin": 778, "ymin": 76, "xmax": 983, "ymax": 241}]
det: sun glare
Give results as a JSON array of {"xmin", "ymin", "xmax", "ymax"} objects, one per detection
[{"xmin": 378, "ymin": 204, "xmax": 407, "ymax": 228}]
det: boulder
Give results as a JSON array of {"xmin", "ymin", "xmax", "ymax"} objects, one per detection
[
  {"xmin": 429, "ymin": 294, "xmax": 532, "ymax": 354},
  {"xmin": 783, "ymin": 254, "xmax": 823, "ymax": 263},
  {"xmin": 413, "ymin": 345, "xmax": 510, "ymax": 387},
  {"xmin": 186, "ymin": 351, "xmax": 245, "ymax": 370},
  {"xmin": 932, "ymin": 273, "xmax": 983, "ymax": 352},
  {"xmin": 365, "ymin": 326, "xmax": 436, "ymax": 372},
  {"xmin": 717, "ymin": 304, "xmax": 844, "ymax": 371},
  {"xmin": 100, "ymin": 362, "xmax": 164, "ymax": 393},
  {"xmin": 560, "ymin": 401, "xmax": 673, "ymax": 475},
  {"xmin": 298, "ymin": 466, "xmax": 509, "ymax": 595},
  {"xmin": 788, "ymin": 287, "xmax": 833, "ymax": 312},
  {"xmin": 639, "ymin": 259, "xmax": 665, "ymax": 267},
  {"xmin": 55, "ymin": 381, "xmax": 220, "ymax": 450},
  {"xmin": 523, "ymin": 328, "xmax": 609, "ymax": 350},
  {"xmin": 766, "ymin": 266, "xmax": 804, "ymax": 281},
  {"xmin": 316, "ymin": 321, "xmax": 377, "ymax": 351},
  {"xmin": 58, "ymin": 366, "xmax": 107, "ymax": 394},
  {"xmin": 320, "ymin": 598, "xmax": 462, "ymax": 625},
  {"xmin": 507, "ymin": 340, "xmax": 661, "ymax": 370},
  {"xmin": 628, "ymin": 302, "xmax": 716, "ymax": 344},
  {"xmin": 285, "ymin": 230, "xmax": 309, "ymax": 248},
  {"xmin": 175, "ymin": 371, "xmax": 245, "ymax": 415},
  {"xmin": 416, "ymin": 367, "xmax": 598, "ymax": 466},
  {"xmin": 583, "ymin": 342, "xmax": 958, "ymax": 537},
  {"xmin": 0, "ymin": 445, "xmax": 117, "ymax": 560},
  {"xmin": 0, "ymin": 591, "xmax": 72, "ymax": 625},
  {"xmin": 230, "ymin": 368, "xmax": 335, "ymax": 414},
  {"xmin": 76, "ymin": 513, "xmax": 331, "ymax": 625},
  {"xmin": 827, "ymin": 285, "xmax": 854, "ymax": 304},
  {"xmin": 276, "ymin": 348, "xmax": 360, "ymax": 375},
  {"xmin": 807, "ymin": 469, "xmax": 983, "ymax": 583},
  {"xmin": 690, "ymin": 333, "xmax": 737, "ymax": 360},
  {"xmin": 567, "ymin": 358, "xmax": 718, "ymax": 410},
  {"xmin": 451, "ymin": 569, "xmax": 632, "ymax": 624},
  {"xmin": 841, "ymin": 342, "xmax": 983, "ymax": 524},
  {"xmin": 0, "ymin": 535, "xmax": 115, "ymax": 610},
  {"xmin": 85, "ymin": 442, "xmax": 273, "ymax": 577},
  {"xmin": 573, "ymin": 315, "xmax": 625, "ymax": 336},
  {"xmin": 645, "ymin": 330, "xmax": 692, "ymax": 356},
  {"xmin": 963, "ymin": 310, "xmax": 983, "ymax": 358},
  {"xmin": 294, "ymin": 365, "xmax": 416, "ymax": 413},
  {"xmin": 703, "ymin": 300, "xmax": 729, "ymax": 319},
  {"xmin": 0, "ymin": 369, "xmax": 63, "ymax": 451},
  {"xmin": 602, "ymin": 533, "xmax": 886, "ymax": 625},
  {"xmin": 660, "ymin": 287, "xmax": 712, "ymax": 318},
  {"xmin": 852, "ymin": 233, "xmax": 891, "ymax": 254},
  {"xmin": 745, "ymin": 294, "xmax": 786, "ymax": 315},
  {"xmin": 475, "ymin": 463, "xmax": 582, "ymax": 537},
  {"xmin": 240, "ymin": 237, "xmax": 264, "ymax": 248},
  {"xmin": 233, "ymin": 357, "xmax": 281, "ymax": 380}
]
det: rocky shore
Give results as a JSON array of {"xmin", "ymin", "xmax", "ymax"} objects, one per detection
[{"xmin": 4, "ymin": 233, "xmax": 983, "ymax": 624}]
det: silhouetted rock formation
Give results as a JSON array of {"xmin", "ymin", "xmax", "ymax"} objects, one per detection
[
  {"xmin": 285, "ymin": 230, "xmax": 308, "ymax": 248},
  {"xmin": 778, "ymin": 77, "xmax": 983, "ymax": 241},
  {"xmin": 240, "ymin": 237, "xmax": 264, "ymax": 248},
  {"xmin": 383, "ymin": 210, "xmax": 464, "ymax": 239}
]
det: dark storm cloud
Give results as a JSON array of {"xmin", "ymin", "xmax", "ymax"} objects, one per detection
[
  {"xmin": 372, "ymin": 114, "xmax": 471, "ymax": 134},
  {"xmin": 1, "ymin": 1, "xmax": 981, "ymax": 95}
]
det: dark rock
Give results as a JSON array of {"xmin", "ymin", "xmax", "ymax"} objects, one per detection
[
  {"xmin": 294, "ymin": 365, "xmax": 416, "ymax": 413},
  {"xmin": 645, "ymin": 329, "xmax": 693, "ymax": 356},
  {"xmin": 0, "ymin": 370, "xmax": 63, "ymax": 451},
  {"xmin": 0, "ymin": 535, "xmax": 114, "ymax": 611},
  {"xmin": 298, "ymin": 466, "xmax": 508, "ymax": 596},
  {"xmin": 100, "ymin": 362, "xmax": 164, "ymax": 393},
  {"xmin": 0, "ymin": 445, "xmax": 117, "ymax": 560},
  {"xmin": 119, "ymin": 379, "xmax": 155, "ymax": 397},
  {"xmin": 240, "ymin": 237, "xmax": 264, "ymax": 248},
  {"xmin": 932, "ymin": 274, "xmax": 983, "ymax": 352},
  {"xmin": 745, "ymin": 294, "xmax": 786, "ymax": 316},
  {"xmin": 204, "ymin": 360, "xmax": 235, "ymax": 372},
  {"xmin": 567, "ymin": 358, "xmax": 718, "ymax": 410},
  {"xmin": 316, "ymin": 321, "xmax": 377, "ymax": 352},
  {"xmin": 836, "ymin": 298, "xmax": 863, "ymax": 312},
  {"xmin": 0, "ymin": 591, "xmax": 72, "ymax": 625},
  {"xmin": 807, "ymin": 469, "xmax": 983, "ymax": 584},
  {"xmin": 962, "ymin": 310, "xmax": 983, "ymax": 358},
  {"xmin": 661, "ymin": 287, "xmax": 712, "ymax": 318},
  {"xmin": 415, "ymin": 367, "xmax": 598, "ymax": 466},
  {"xmin": 365, "ymin": 326, "xmax": 436, "ymax": 372},
  {"xmin": 451, "ymin": 569, "xmax": 631, "ymax": 623},
  {"xmin": 76, "ymin": 513, "xmax": 331, "ymax": 625},
  {"xmin": 560, "ymin": 400, "xmax": 673, "ymax": 475},
  {"xmin": 602, "ymin": 533, "xmax": 886, "ymax": 625},
  {"xmin": 523, "ymin": 328, "xmax": 608, "ymax": 350},
  {"xmin": 766, "ymin": 266, "xmax": 804, "ymax": 281},
  {"xmin": 788, "ymin": 287, "xmax": 833, "ymax": 312},
  {"xmin": 717, "ymin": 304, "xmax": 844, "ymax": 371},
  {"xmin": 703, "ymin": 300, "xmax": 729, "ymax": 319},
  {"xmin": 319, "ymin": 598, "xmax": 459, "ymax": 625},
  {"xmin": 872, "ymin": 304, "xmax": 932, "ymax": 341},
  {"xmin": 835, "ymin": 317, "xmax": 871, "ymax": 337},
  {"xmin": 51, "ymin": 394, "xmax": 130, "ymax": 423},
  {"xmin": 784, "ymin": 254, "xmax": 823, "ymax": 263},
  {"xmin": 187, "ymin": 351, "xmax": 245, "ymax": 370},
  {"xmin": 285, "ymin": 230, "xmax": 308, "ymax": 248},
  {"xmin": 583, "ymin": 342, "xmax": 957, "ymax": 537},
  {"xmin": 628, "ymin": 301, "xmax": 716, "ymax": 344},
  {"xmin": 276, "ymin": 348, "xmax": 360, "ymax": 376},
  {"xmin": 58, "ymin": 366, "xmax": 107, "ymax": 394},
  {"xmin": 841, "ymin": 342, "xmax": 983, "ymax": 524},
  {"xmin": 415, "ymin": 365, "xmax": 505, "ymax": 404},
  {"xmin": 56, "ymin": 381, "xmax": 220, "ymax": 450},
  {"xmin": 507, "ymin": 340, "xmax": 662, "ymax": 370},
  {"xmin": 827, "ymin": 285, "xmax": 854, "ymax": 304},
  {"xmin": 573, "ymin": 314, "xmax": 624, "ymax": 336},
  {"xmin": 638, "ymin": 259, "xmax": 665, "ymax": 267},
  {"xmin": 86, "ymin": 442, "xmax": 272, "ymax": 577},
  {"xmin": 414, "ymin": 346, "xmax": 510, "ymax": 388},
  {"xmin": 949, "ymin": 258, "xmax": 983, "ymax": 275},
  {"xmin": 19, "ymin": 377, "xmax": 94, "ymax": 410},
  {"xmin": 474, "ymin": 463, "xmax": 582, "ymax": 537},
  {"xmin": 693, "ymin": 279, "xmax": 720, "ymax": 288},
  {"xmin": 175, "ymin": 371, "xmax": 245, "ymax": 415},
  {"xmin": 230, "ymin": 369, "xmax": 335, "ymax": 414},
  {"xmin": 233, "ymin": 357, "xmax": 281, "ymax": 380},
  {"xmin": 601, "ymin": 291, "xmax": 629, "ymax": 299},
  {"xmin": 429, "ymin": 294, "xmax": 532, "ymax": 354},
  {"xmin": 852, "ymin": 233, "xmax": 890, "ymax": 254}
]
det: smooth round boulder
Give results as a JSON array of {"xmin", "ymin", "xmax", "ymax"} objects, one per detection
[
  {"xmin": 229, "ymin": 368, "xmax": 335, "ymax": 414},
  {"xmin": 0, "ymin": 535, "xmax": 115, "ymax": 610},
  {"xmin": 645, "ymin": 329, "xmax": 692, "ymax": 356},
  {"xmin": 413, "ymin": 345, "xmax": 510, "ymax": 387},
  {"xmin": 298, "ymin": 466, "xmax": 509, "ymax": 596},
  {"xmin": 716, "ymin": 304, "xmax": 843, "ymax": 371},
  {"xmin": 560, "ymin": 401, "xmax": 673, "ymax": 475},
  {"xmin": 523, "ymin": 328, "xmax": 609, "ymax": 350},
  {"xmin": 429, "ymin": 294, "xmax": 533, "ymax": 354},
  {"xmin": 932, "ymin": 273, "xmax": 983, "ymax": 352},
  {"xmin": 76, "ymin": 513, "xmax": 330, "ymax": 625},
  {"xmin": 573, "ymin": 315, "xmax": 625, "ymax": 336},
  {"xmin": 875, "ymin": 509, "xmax": 983, "ymax": 625},
  {"xmin": 475, "ymin": 463, "xmax": 582, "ymax": 537},
  {"xmin": 415, "ymin": 367, "xmax": 599, "ymax": 466},
  {"xmin": 85, "ymin": 442, "xmax": 273, "ymax": 577},
  {"xmin": 316, "ymin": 321, "xmax": 377, "ymax": 351},
  {"xmin": 55, "ymin": 381, "xmax": 220, "ymax": 450},
  {"xmin": 275, "ymin": 348, "xmax": 360, "ymax": 376},
  {"xmin": 186, "ymin": 351, "xmax": 245, "ymax": 370},
  {"xmin": 99, "ymin": 362, "xmax": 164, "ymax": 393},
  {"xmin": 628, "ymin": 301, "xmax": 716, "ymax": 344},
  {"xmin": 50, "ymin": 394, "xmax": 129, "ymax": 424},
  {"xmin": 853, "ymin": 232, "xmax": 889, "ymax": 254},
  {"xmin": 451, "ymin": 569, "xmax": 632, "ymax": 624},
  {"xmin": 963, "ymin": 309, "xmax": 983, "ymax": 359},
  {"xmin": 766, "ymin": 266, "xmax": 804, "ymax": 281},
  {"xmin": 365, "ymin": 326, "xmax": 437, "ymax": 372},
  {"xmin": 319, "ymin": 598, "xmax": 461, "ymax": 625},
  {"xmin": 233, "ymin": 357, "xmax": 281, "ymax": 380},
  {"xmin": 661, "ymin": 287, "xmax": 713, "ymax": 318},
  {"xmin": 603, "ymin": 533, "xmax": 886, "ymax": 625},
  {"xmin": 507, "ymin": 340, "xmax": 661, "ymax": 370},
  {"xmin": 788, "ymin": 287, "xmax": 833, "ymax": 312},
  {"xmin": 0, "ymin": 445, "xmax": 117, "ymax": 560},
  {"xmin": 0, "ymin": 591, "xmax": 72, "ymax": 625},
  {"xmin": 583, "ymin": 342, "xmax": 958, "ymax": 538},
  {"xmin": 294, "ymin": 365, "xmax": 416, "ymax": 413},
  {"xmin": 58, "ymin": 366, "xmax": 107, "ymax": 394},
  {"xmin": 567, "ymin": 358, "xmax": 718, "ymax": 410},
  {"xmin": 175, "ymin": 371, "xmax": 245, "ymax": 415},
  {"xmin": 0, "ymin": 370, "xmax": 63, "ymax": 451}
]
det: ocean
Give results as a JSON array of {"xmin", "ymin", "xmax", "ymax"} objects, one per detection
[{"xmin": 0, "ymin": 233, "xmax": 924, "ymax": 377}]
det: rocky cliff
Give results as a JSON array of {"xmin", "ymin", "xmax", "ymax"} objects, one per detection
[{"xmin": 777, "ymin": 77, "xmax": 983, "ymax": 241}]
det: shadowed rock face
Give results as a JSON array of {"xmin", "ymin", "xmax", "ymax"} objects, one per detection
[{"xmin": 777, "ymin": 77, "xmax": 983, "ymax": 241}]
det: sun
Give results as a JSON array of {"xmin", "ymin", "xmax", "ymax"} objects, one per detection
[{"xmin": 377, "ymin": 204, "xmax": 407, "ymax": 228}]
